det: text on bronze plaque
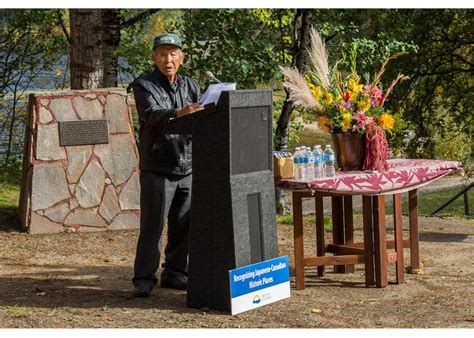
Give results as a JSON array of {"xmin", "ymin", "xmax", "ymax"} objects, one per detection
[{"xmin": 58, "ymin": 119, "xmax": 109, "ymax": 146}]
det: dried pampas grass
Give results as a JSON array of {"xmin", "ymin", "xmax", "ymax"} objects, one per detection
[
  {"xmin": 308, "ymin": 27, "xmax": 330, "ymax": 89},
  {"xmin": 280, "ymin": 66, "xmax": 320, "ymax": 110}
]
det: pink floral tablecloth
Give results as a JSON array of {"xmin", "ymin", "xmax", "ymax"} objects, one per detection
[{"xmin": 275, "ymin": 159, "xmax": 463, "ymax": 195}]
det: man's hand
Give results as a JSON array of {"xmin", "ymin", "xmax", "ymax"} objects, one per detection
[{"xmin": 176, "ymin": 103, "xmax": 204, "ymax": 117}]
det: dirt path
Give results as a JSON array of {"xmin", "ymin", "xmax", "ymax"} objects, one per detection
[{"xmin": 0, "ymin": 213, "xmax": 472, "ymax": 328}]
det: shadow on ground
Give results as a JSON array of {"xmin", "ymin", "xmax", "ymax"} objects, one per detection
[
  {"xmin": 0, "ymin": 206, "xmax": 22, "ymax": 233},
  {"xmin": 0, "ymin": 261, "xmax": 207, "ymax": 314},
  {"xmin": 419, "ymin": 232, "xmax": 469, "ymax": 243}
]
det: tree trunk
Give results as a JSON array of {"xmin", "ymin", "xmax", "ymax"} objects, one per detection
[
  {"xmin": 102, "ymin": 9, "xmax": 121, "ymax": 87},
  {"xmin": 69, "ymin": 9, "xmax": 159, "ymax": 89},
  {"xmin": 274, "ymin": 9, "xmax": 313, "ymax": 214},
  {"xmin": 70, "ymin": 9, "xmax": 104, "ymax": 89},
  {"xmin": 274, "ymin": 9, "xmax": 313, "ymax": 151}
]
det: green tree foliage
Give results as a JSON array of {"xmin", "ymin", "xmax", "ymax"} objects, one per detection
[
  {"xmin": 0, "ymin": 9, "xmax": 67, "ymax": 97},
  {"xmin": 388, "ymin": 9, "xmax": 473, "ymax": 167},
  {"xmin": 182, "ymin": 9, "xmax": 294, "ymax": 88},
  {"xmin": 0, "ymin": 9, "xmax": 68, "ymax": 167},
  {"xmin": 115, "ymin": 9, "xmax": 182, "ymax": 80},
  {"xmin": 316, "ymin": 9, "xmax": 418, "ymax": 72},
  {"xmin": 1, "ymin": 9, "xmax": 472, "ymax": 168}
]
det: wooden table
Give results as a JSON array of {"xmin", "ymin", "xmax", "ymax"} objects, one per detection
[{"xmin": 275, "ymin": 159, "xmax": 462, "ymax": 289}]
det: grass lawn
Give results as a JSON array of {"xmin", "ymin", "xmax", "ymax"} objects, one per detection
[
  {"xmin": 0, "ymin": 167, "xmax": 21, "ymax": 216},
  {"xmin": 276, "ymin": 213, "xmax": 333, "ymax": 231},
  {"xmin": 385, "ymin": 185, "xmax": 473, "ymax": 219},
  {"xmin": 288, "ymin": 128, "xmax": 332, "ymax": 151}
]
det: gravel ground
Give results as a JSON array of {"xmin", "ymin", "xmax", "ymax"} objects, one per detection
[{"xmin": 0, "ymin": 212, "xmax": 472, "ymax": 328}]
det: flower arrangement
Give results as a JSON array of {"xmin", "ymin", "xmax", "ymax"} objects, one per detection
[{"xmin": 280, "ymin": 28, "xmax": 408, "ymax": 171}]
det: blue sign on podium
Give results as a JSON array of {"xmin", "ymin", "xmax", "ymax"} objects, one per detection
[{"xmin": 229, "ymin": 256, "xmax": 291, "ymax": 315}]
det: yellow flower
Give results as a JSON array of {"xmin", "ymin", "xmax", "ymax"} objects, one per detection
[
  {"xmin": 322, "ymin": 92, "xmax": 334, "ymax": 106},
  {"xmin": 378, "ymin": 113, "xmax": 395, "ymax": 130},
  {"xmin": 348, "ymin": 78, "xmax": 363, "ymax": 96},
  {"xmin": 357, "ymin": 98, "xmax": 371, "ymax": 112},
  {"xmin": 318, "ymin": 116, "xmax": 331, "ymax": 133},
  {"xmin": 308, "ymin": 83, "xmax": 322, "ymax": 100},
  {"xmin": 341, "ymin": 112, "xmax": 352, "ymax": 132}
]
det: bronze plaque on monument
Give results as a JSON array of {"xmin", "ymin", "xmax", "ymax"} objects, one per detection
[{"xmin": 59, "ymin": 119, "xmax": 109, "ymax": 146}]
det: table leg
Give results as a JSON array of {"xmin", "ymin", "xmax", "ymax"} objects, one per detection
[
  {"xmin": 409, "ymin": 189, "xmax": 420, "ymax": 270},
  {"xmin": 331, "ymin": 196, "xmax": 346, "ymax": 273},
  {"xmin": 362, "ymin": 196, "xmax": 375, "ymax": 287},
  {"xmin": 315, "ymin": 196, "xmax": 325, "ymax": 277},
  {"xmin": 293, "ymin": 192, "xmax": 305, "ymax": 289},
  {"xmin": 343, "ymin": 196, "xmax": 355, "ymax": 273},
  {"xmin": 373, "ymin": 195, "xmax": 388, "ymax": 288},
  {"xmin": 393, "ymin": 193, "xmax": 405, "ymax": 284}
]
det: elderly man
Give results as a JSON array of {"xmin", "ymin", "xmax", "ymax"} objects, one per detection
[{"xmin": 132, "ymin": 33, "xmax": 203, "ymax": 298}]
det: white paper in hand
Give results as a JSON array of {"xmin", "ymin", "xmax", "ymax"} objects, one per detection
[{"xmin": 199, "ymin": 83, "xmax": 236, "ymax": 105}]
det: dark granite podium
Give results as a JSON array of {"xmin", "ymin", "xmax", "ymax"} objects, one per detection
[{"xmin": 165, "ymin": 89, "xmax": 278, "ymax": 312}]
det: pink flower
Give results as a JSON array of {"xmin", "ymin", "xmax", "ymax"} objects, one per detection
[
  {"xmin": 363, "ymin": 85, "xmax": 372, "ymax": 94},
  {"xmin": 372, "ymin": 86, "xmax": 383, "ymax": 98},
  {"xmin": 353, "ymin": 111, "xmax": 375, "ymax": 131}
]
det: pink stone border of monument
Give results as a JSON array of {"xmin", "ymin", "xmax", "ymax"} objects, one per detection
[{"xmin": 19, "ymin": 88, "xmax": 141, "ymax": 234}]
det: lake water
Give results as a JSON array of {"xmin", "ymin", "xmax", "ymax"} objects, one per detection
[{"xmin": 0, "ymin": 56, "xmax": 134, "ymax": 163}]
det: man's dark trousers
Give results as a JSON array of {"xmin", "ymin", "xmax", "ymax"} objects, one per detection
[{"xmin": 133, "ymin": 170, "xmax": 192, "ymax": 287}]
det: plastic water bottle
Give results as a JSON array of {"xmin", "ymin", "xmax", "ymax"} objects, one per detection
[
  {"xmin": 313, "ymin": 145, "xmax": 324, "ymax": 179},
  {"xmin": 298, "ymin": 146, "xmax": 307, "ymax": 180},
  {"xmin": 323, "ymin": 145, "xmax": 336, "ymax": 177},
  {"xmin": 293, "ymin": 147, "xmax": 301, "ymax": 179},
  {"xmin": 305, "ymin": 147, "xmax": 315, "ymax": 180}
]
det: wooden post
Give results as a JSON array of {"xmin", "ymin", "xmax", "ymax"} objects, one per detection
[
  {"xmin": 393, "ymin": 193, "xmax": 404, "ymax": 284},
  {"xmin": 373, "ymin": 195, "xmax": 388, "ymax": 288},
  {"xmin": 315, "ymin": 195, "xmax": 325, "ymax": 277},
  {"xmin": 293, "ymin": 192, "xmax": 305, "ymax": 289},
  {"xmin": 362, "ymin": 196, "xmax": 375, "ymax": 287},
  {"xmin": 408, "ymin": 189, "xmax": 420, "ymax": 270},
  {"xmin": 344, "ymin": 196, "xmax": 355, "ymax": 273},
  {"xmin": 331, "ymin": 196, "xmax": 346, "ymax": 273}
]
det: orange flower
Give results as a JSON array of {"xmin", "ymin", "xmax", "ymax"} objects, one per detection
[{"xmin": 318, "ymin": 116, "xmax": 332, "ymax": 133}]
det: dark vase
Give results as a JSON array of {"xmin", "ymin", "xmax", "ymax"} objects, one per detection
[{"xmin": 331, "ymin": 132, "xmax": 366, "ymax": 171}]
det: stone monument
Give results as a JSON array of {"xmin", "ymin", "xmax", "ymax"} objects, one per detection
[{"xmin": 19, "ymin": 88, "xmax": 140, "ymax": 234}]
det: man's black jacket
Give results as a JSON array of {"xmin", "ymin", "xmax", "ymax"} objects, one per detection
[{"xmin": 132, "ymin": 68, "xmax": 200, "ymax": 175}]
